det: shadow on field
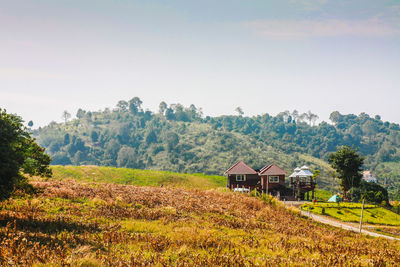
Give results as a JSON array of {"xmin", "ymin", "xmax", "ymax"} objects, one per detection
[{"xmin": 0, "ymin": 214, "xmax": 101, "ymax": 234}]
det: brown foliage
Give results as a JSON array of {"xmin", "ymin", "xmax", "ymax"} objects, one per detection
[{"xmin": 0, "ymin": 179, "xmax": 399, "ymax": 266}]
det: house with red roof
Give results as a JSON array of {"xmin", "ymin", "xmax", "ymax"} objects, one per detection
[
  {"xmin": 224, "ymin": 161, "xmax": 260, "ymax": 191},
  {"xmin": 224, "ymin": 161, "xmax": 290, "ymax": 198}
]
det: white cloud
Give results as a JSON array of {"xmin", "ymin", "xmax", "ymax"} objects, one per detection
[{"xmin": 244, "ymin": 19, "xmax": 400, "ymax": 39}]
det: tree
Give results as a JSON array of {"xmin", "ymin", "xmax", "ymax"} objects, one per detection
[
  {"xmin": 0, "ymin": 109, "xmax": 52, "ymax": 200},
  {"xmin": 91, "ymin": 130, "xmax": 99, "ymax": 142},
  {"xmin": 158, "ymin": 101, "xmax": 167, "ymax": 115},
  {"xmin": 116, "ymin": 100, "xmax": 128, "ymax": 112},
  {"xmin": 328, "ymin": 146, "xmax": 364, "ymax": 198},
  {"xmin": 76, "ymin": 108, "xmax": 86, "ymax": 119},
  {"xmin": 27, "ymin": 120, "xmax": 33, "ymax": 127},
  {"xmin": 349, "ymin": 181, "xmax": 389, "ymax": 205},
  {"xmin": 235, "ymin": 107, "xmax": 244, "ymax": 116},
  {"xmin": 292, "ymin": 110, "xmax": 299, "ymax": 122},
  {"xmin": 62, "ymin": 110, "xmax": 71, "ymax": 123},
  {"xmin": 329, "ymin": 111, "xmax": 342, "ymax": 125},
  {"xmin": 312, "ymin": 170, "xmax": 321, "ymax": 184},
  {"xmin": 129, "ymin": 97, "xmax": 143, "ymax": 114},
  {"xmin": 302, "ymin": 110, "xmax": 318, "ymax": 126}
]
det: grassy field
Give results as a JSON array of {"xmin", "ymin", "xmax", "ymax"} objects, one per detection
[
  {"xmin": 49, "ymin": 165, "xmax": 226, "ymax": 189},
  {"xmin": 1, "ymin": 178, "xmax": 399, "ymax": 266},
  {"xmin": 301, "ymin": 202, "xmax": 400, "ymax": 226},
  {"xmin": 314, "ymin": 189, "xmax": 335, "ymax": 202}
]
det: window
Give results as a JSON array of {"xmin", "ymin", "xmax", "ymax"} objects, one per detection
[
  {"xmin": 236, "ymin": 174, "xmax": 246, "ymax": 181},
  {"xmin": 269, "ymin": 176, "xmax": 279, "ymax": 183}
]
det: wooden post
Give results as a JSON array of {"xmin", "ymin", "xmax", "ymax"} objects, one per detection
[
  {"xmin": 266, "ymin": 176, "xmax": 269, "ymax": 195},
  {"xmin": 261, "ymin": 176, "xmax": 265, "ymax": 192},
  {"xmin": 359, "ymin": 198, "xmax": 365, "ymax": 233}
]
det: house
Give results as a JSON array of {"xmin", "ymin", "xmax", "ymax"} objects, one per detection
[
  {"xmin": 224, "ymin": 161, "xmax": 317, "ymax": 200},
  {"xmin": 362, "ymin": 171, "xmax": 378, "ymax": 183},
  {"xmin": 258, "ymin": 164, "xmax": 287, "ymax": 195},
  {"xmin": 224, "ymin": 161, "xmax": 260, "ymax": 191},
  {"xmin": 224, "ymin": 161, "xmax": 293, "ymax": 199}
]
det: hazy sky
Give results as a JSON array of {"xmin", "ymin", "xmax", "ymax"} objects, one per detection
[{"xmin": 1, "ymin": 0, "xmax": 399, "ymax": 127}]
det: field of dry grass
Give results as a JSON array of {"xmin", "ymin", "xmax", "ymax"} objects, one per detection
[{"xmin": 1, "ymin": 178, "xmax": 400, "ymax": 266}]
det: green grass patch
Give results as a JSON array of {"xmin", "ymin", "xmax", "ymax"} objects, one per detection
[
  {"xmin": 49, "ymin": 165, "xmax": 226, "ymax": 189},
  {"xmin": 301, "ymin": 202, "xmax": 400, "ymax": 225},
  {"xmin": 314, "ymin": 189, "xmax": 334, "ymax": 202}
]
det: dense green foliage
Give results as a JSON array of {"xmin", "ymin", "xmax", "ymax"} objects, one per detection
[
  {"xmin": 349, "ymin": 181, "xmax": 389, "ymax": 205},
  {"xmin": 328, "ymin": 146, "xmax": 364, "ymax": 197},
  {"xmin": 33, "ymin": 98, "xmax": 400, "ymax": 196},
  {"xmin": 0, "ymin": 109, "xmax": 52, "ymax": 200}
]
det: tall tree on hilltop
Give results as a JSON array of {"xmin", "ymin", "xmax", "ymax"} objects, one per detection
[
  {"xmin": 328, "ymin": 146, "xmax": 364, "ymax": 199},
  {"xmin": 61, "ymin": 110, "xmax": 71, "ymax": 123},
  {"xmin": 235, "ymin": 107, "xmax": 244, "ymax": 116},
  {"xmin": 301, "ymin": 110, "xmax": 319, "ymax": 126},
  {"xmin": 76, "ymin": 108, "xmax": 86, "ymax": 119},
  {"xmin": 292, "ymin": 110, "xmax": 299, "ymax": 122},
  {"xmin": 116, "ymin": 100, "xmax": 128, "ymax": 112},
  {"xmin": 159, "ymin": 101, "xmax": 167, "ymax": 115},
  {"xmin": 129, "ymin": 97, "xmax": 143, "ymax": 114}
]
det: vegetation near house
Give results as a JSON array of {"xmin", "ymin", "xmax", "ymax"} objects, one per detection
[
  {"xmin": 349, "ymin": 180, "xmax": 389, "ymax": 205},
  {"xmin": 0, "ymin": 109, "xmax": 52, "ymax": 200},
  {"xmin": 328, "ymin": 146, "xmax": 364, "ymax": 199}
]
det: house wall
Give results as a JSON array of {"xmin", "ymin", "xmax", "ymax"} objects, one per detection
[
  {"xmin": 261, "ymin": 175, "xmax": 285, "ymax": 191},
  {"xmin": 228, "ymin": 174, "xmax": 260, "ymax": 190}
]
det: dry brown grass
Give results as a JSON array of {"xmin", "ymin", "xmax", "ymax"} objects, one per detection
[{"xmin": 0, "ymin": 179, "xmax": 399, "ymax": 266}]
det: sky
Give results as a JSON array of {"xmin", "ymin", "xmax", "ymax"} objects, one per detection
[{"xmin": 1, "ymin": 0, "xmax": 399, "ymax": 127}]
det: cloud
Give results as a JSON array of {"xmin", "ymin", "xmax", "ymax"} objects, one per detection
[{"xmin": 244, "ymin": 18, "xmax": 400, "ymax": 39}]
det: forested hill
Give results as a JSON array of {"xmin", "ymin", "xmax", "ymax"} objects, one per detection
[{"xmin": 33, "ymin": 97, "xmax": 400, "ymax": 193}]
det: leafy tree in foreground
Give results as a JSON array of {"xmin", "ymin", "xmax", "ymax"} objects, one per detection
[
  {"xmin": 0, "ymin": 109, "xmax": 52, "ymax": 200},
  {"xmin": 328, "ymin": 146, "xmax": 364, "ymax": 199}
]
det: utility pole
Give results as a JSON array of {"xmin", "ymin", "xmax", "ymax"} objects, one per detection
[{"xmin": 359, "ymin": 198, "xmax": 365, "ymax": 234}]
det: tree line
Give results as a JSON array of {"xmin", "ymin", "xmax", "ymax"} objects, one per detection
[{"xmin": 33, "ymin": 97, "xmax": 400, "ymax": 199}]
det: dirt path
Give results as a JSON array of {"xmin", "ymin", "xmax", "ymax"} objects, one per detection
[
  {"xmin": 298, "ymin": 209, "xmax": 400, "ymax": 241},
  {"xmin": 282, "ymin": 201, "xmax": 400, "ymax": 240}
]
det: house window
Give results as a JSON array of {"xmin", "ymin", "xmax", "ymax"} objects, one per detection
[
  {"xmin": 236, "ymin": 174, "xmax": 246, "ymax": 181},
  {"xmin": 269, "ymin": 176, "xmax": 279, "ymax": 183}
]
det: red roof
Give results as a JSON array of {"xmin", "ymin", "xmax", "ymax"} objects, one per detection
[
  {"xmin": 259, "ymin": 164, "xmax": 286, "ymax": 176},
  {"xmin": 224, "ymin": 161, "xmax": 257, "ymax": 175}
]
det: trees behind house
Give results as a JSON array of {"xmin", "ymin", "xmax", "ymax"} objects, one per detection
[
  {"xmin": 32, "ymin": 98, "xmax": 400, "ymax": 199},
  {"xmin": 328, "ymin": 146, "xmax": 364, "ymax": 199},
  {"xmin": 0, "ymin": 109, "xmax": 52, "ymax": 200}
]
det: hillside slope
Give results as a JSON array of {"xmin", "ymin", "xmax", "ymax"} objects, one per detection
[
  {"xmin": 49, "ymin": 165, "xmax": 226, "ymax": 189},
  {"xmin": 34, "ymin": 99, "xmax": 400, "ymax": 195},
  {"xmin": 34, "ymin": 111, "xmax": 338, "ymax": 191},
  {"xmin": 1, "ymin": 179, "xmax": 399, "ymax": 265}
]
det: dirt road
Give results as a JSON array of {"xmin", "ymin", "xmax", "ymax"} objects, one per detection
[
  {"xmin": 299, "ymin": 209, "xmax": 400, "ymax": 241},
  {"xmin": 282, "ymin": 201, "xmax": 399, "ymax": 240}
]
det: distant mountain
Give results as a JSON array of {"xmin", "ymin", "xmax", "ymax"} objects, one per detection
[{"xmin": 33, "ymin": 98, "xmax": 400, "ymax": 198}]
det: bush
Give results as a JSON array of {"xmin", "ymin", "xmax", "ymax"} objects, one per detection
[{"xmin": 349, "ymin": 181, "xmax": 389, "ymax": 205}]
